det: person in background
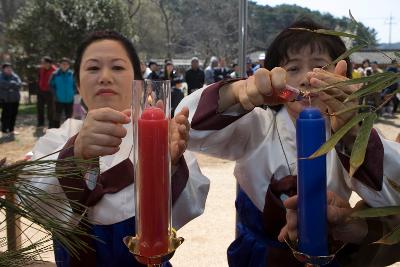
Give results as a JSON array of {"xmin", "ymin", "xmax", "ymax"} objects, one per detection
[
  {"xmin": 230, "ymin": 63, "xmax": 240, "ymax": 79},
  {"xmin": 147, "ymin": 61, "xmax": 160, "ymax": 80},
  {"xmin": 163, "ymin": 60, "xmax": 176, "ymax": 81},
  {"xmin": 50, "ymin": 57, "xmax": 76, "ymax": 128},
  {"xmin": 381, "ymin": 60, "xmax": 399, "ymax": 117},
  {"xmin": 37, "ymin": 56, "xmax": 57, "ymax": 128},
  {"xmin": 361, "ymin": 59, "xmax": 371, "ymax": 76},
  {"xmin": 204, "ymin": 56, "xmax": 219, "ymax": 85},
  {"xmin": 214, "ymin": 57, "xmax": 230, "ymax": 82},
  {"xmin": 0, "ymin": 62, "xmax": 21, "ymax": 137},
  {"xmin": 140, "ymin": 61, "xmax": 151, "ymax": 79},
  {"xmin": 371, "ymin": 61, "xmax": 383, "ymax": 74},
  {"xmin": 351, "ymin": 62, "xmax": 362, "ymax": 79},
  {"xmin": 246, "ymin": 56, "xmax": 254, "ymax": 77},
  {"xmin": 252, "ymin": 52, "xmax": 266, "ymax": 73},
  {"xmin": 171, "ymin": 77, "xmax": 185, "ymax": 117},
  {"xmin": 185, "ymin": 57, "xmax": 205, "ymax": 94}
]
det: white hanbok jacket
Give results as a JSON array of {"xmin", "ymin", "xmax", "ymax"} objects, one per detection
[
  {"xmin": 30, "ymin": 118, "xmax": 210, "ymax": 229},
  {"xmin": 177, "ymin": 81, "xmax": 400, "ymax": 213}
]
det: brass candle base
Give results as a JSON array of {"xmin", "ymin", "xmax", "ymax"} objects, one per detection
[
  {"xmin": 284, "ymin": 237, "xmax": 345, "ymax": 267},
  {"xmin": 124, "ymin": 229, "xmax": 184, "ymax": 267}
]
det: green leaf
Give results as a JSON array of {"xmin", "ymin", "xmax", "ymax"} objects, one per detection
[
  {"xmin": 329, "ymin": 44, "xmax": 366, "ymax": 67},
  {"xmin": 394, "ymin": 51, "xmax": 400, "ymax": 58},
  {"xmin": 314, "ymin": 72, "xmax": 395, "ymax": 93},
  {"xmin": 345, "ymin": 74, "xmax": 400, "ymax": 102},
  {"xmin": 289, "ymin": 27, "xmax": 363, "ymax": 40},
  {"xmin": 375, "ymin": 224, "xmax": 400, "ymax": 245},
  {"xmin": 349, "ymin": 113, "xmax": 377, "ymax": 177},
  {"xmin": 351, "ymin": 206, "xmax": 400, "ymax": 218},
  {"xmin": 388, "ymin": 178, "xmax": 400, "ymax": 193},
  {"xmin": 349, "ymin": 10, "xmax": 357, "ymax": 23},
  {"xmin": 308, "ymin": 112, "xmax": 370, "ymax": 159},
  {"xmin": 314, "ymin": 29, "xmax": 362, "ymax": 40},
  {"xmin": 332, "ymin": 105, "xmax": 373, "ymax": 116}
]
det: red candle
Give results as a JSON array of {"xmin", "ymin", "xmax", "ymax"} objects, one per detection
[{"xmin": 137, "ymin": 107, "xmax": 169, "ymax": 258}]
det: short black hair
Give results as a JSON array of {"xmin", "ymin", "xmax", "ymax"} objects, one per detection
[
  {"xmin": 2, "ymin": 62, "xmax": 12, "ymax": 69},
  {"xmin": 60, "ymin": 57, "xmax": 71, "ymax": 64},
  {"xmin": 265, "ymin": 18, "xmax": 352, "ymax": 79},
  {"xmin": 148, "ymin": 61, "xmax": 158, "ymax": 68},
  {"xmin": 264, "ymin": 18, "xmax": 352, "ymax": 112},
  {"xmin": 73, "ymin": 30, "xmax": 143, "ymax": 85},
  {"xmin": 42, "ymin": 56, "xmax": 53, "ymax": 63}
]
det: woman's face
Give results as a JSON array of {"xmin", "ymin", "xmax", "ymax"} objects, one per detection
[
  {"xmin": 78, "ymin": 39, "xmax": 134, "ymax": 111},
  {"xmin": 166, "ymin": 64, "xmax": 174, "ymax": 73},
  {"xmin": 282, "ymin": 45, "xmax": 335, "ymax": 118}
]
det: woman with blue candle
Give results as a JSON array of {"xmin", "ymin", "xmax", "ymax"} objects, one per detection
[{"xmin": 177, "ymin": 18, "xmax": 400, "ymax": 266}]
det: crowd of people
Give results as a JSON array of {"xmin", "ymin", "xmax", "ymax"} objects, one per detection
[
  {"xmin": 353, "ymin": 58, "xmax": 399, "ymax": 117},
  {"xmin": 1, "ymin": 48, "xmax": 398, "ymax": 141}
]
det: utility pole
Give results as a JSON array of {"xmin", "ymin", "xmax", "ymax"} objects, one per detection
[
  {"xmin": 385, "ymin": 14, "xmax": 396, "ymax": 45},
  {"xmin": 388, "ymin": 14, "xmax": 393, "ymax": 45},
  {"xmin": 236, "ymin": 0, "xmax": 248, "ymax": 238}
]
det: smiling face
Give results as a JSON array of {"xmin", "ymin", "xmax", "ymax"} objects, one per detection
[
  {"xmin": 78, "ymin": 39, "xmax": 134, "ymax": 111},
  {"xmin": 282, "ymin": 45, "xmax": 335, "ymax": 118}
]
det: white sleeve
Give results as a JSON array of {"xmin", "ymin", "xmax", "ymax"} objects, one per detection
[
  {"xmin": 171, "ymin": 151, "xmax": 210, "ymax": 230},
  {"xmin": 176, "ymin": 87, "xmax": 274, "ymax": 161}
]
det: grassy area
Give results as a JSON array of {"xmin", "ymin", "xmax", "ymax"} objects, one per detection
[{"xmin": 18, "ymin": 104, "xmax": 36, "ymax": 115}]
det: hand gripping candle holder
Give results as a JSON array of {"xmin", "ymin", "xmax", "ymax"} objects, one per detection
[
  {"xmin": 284, "ymin": 107, "xmax": 344, "ymax": 267},
  {"xmin": 124, "ymin": 80, "xmax": 183, "ymax": 267}
]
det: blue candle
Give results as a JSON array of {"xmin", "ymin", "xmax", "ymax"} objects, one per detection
[{"xmin": 296, "ymin": 107, "xmax": 328, "ymax": 256}]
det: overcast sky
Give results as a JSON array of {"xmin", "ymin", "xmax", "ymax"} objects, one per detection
[{"xmin": 254, "ymin": 0, "xmax": 399, "ymax": 43}]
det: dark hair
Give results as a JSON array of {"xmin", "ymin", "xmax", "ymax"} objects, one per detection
[
  {"xmin": 164, "ymin": 61, "xmax": 174, "ymax": 80},
  {"xmin": 362, "ymin": 59, "xmax": 371, "ymax": 66},
  {"xmin": 265, "ymin": 18, "xmax": 352, "ymax": 79},
  {"xmin": 73, "ymin": 30, "xmax": 143, "ymax": 85},
  {"xmin": 148, "ymin": 61, "xmax": 157, "ymax": 68},
  {"xmin": 60, "ymin": 57, "xmax": 71, "ymax": 64},
  {"xmin": 2, "ymin": 62, "xmax": 12, "ymax": 69},
  {"xmin": 42, "ymin": 56, "xmax": 53, "ymax": 63},
  {"xmin": 265, "ymin": 18, "xmax": 352, "ymax": 112}
]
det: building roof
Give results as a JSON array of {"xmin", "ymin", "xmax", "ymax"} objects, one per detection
[{"xmin": 350, "ymin": 50, "xmax": 399, "ymax": 65}]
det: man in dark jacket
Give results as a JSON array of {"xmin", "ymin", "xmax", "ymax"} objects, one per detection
[
  {"xmin": 171, "ymin": 77, "xmax": 184, "ymax": 117},
  {"xmin": 0, "ymin": 62, "xmax": 21, "ymax": 136},
  {"xmin": 185, "ymin": 57, "xmax": 204, "ymax": 94},
  {"xmin": 147, "ymin": 61, "xmax": 160, "ymax": 80}
]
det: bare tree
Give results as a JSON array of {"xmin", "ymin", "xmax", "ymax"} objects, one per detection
[
  {"xmin": 124, "ymin": 0, "xmax": 141, "ymax": 21},
  {"xmin": 150, "ymin": 0, "xmax": 178, "ymax": 59}
]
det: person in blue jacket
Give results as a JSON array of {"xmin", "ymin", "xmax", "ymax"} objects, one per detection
[
  {"xmin": 50, "ymin": 57, "xmax": 76, "ymax": 128},
  {"xmin": 0, "ymin": 62, "xmax": 22, "ymax": 137}
]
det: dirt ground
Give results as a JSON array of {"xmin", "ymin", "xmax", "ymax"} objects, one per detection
[{"xmin": 1, "ymin": 111, "xmax": 400, "ymax": 266}]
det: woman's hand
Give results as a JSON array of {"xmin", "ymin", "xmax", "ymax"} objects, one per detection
[
  {"xmin": 74, "ymin": 107, "xmax": 131, "ymax": 159},
  {"xmin": 219, "ymin": 67, "xmax": 288, "ymax": 112},
  {"xmin": 278, "ymin": 191, "xmax": 368, "ymax": 244},
  {"xmin": 170, "ymin": 107, "xmax": 190, "ymax": 165}
]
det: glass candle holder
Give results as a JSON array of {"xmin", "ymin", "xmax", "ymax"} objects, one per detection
[{"xmin": 132, "ymin": 79, "xmax": 171, "ymax": 262}]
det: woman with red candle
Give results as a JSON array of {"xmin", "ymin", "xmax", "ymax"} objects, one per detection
[
  {"xmin": 177, "ymin": 18, "xmax": 400, "ymax": 266},
  {"xmin": 28, "ymin": 30, "xmax": 210, "ymax": 267}
]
